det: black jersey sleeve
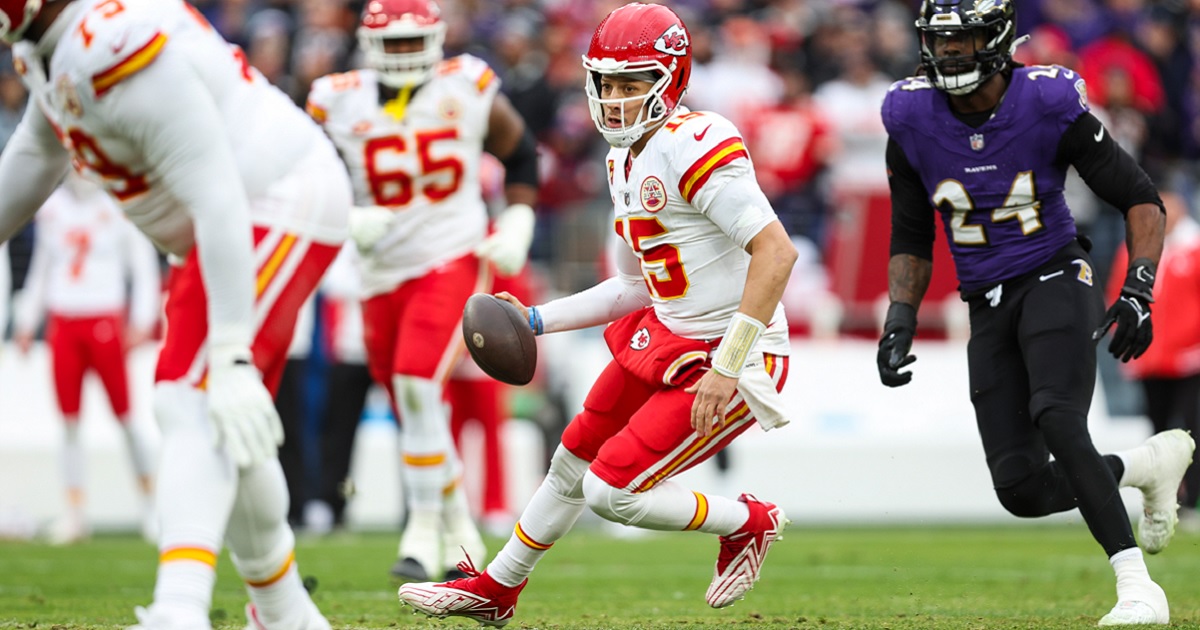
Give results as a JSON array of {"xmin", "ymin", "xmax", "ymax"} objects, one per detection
[
  {"xmin": 886, "ymin": 138, "xmax": 937, "ymax": 261},
  {"xmin": 1055, "ymin": 112, "xmax": 1163, "ymax": 215}
]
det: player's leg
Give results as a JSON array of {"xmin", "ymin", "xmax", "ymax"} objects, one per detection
[
  {"xmin": 47, "ymin": 314, "xmax": 90, "ymax": 544},
  {"xmin": 583, "ymin": 355, "xmax": 791, "ymax": 608},
  {"xmin": 388, "ymin": 255, "xmax": 488, "ymax": 581},
  {"xmin": 90, "ymin": 313, "xmax": 156, "ymax": 538},
  {"xmin": 446, "ymin": 362, "xmax": 511, "ymax": 535},
  {"xmin": 397, "ymin": 359, "xmax": 651, "ymax": 625},
  {"xmin": 227, "ymin": 231, "xmax": 339, "ymax": 630},
  {"xmin": 1021, "ymin": 269, "xmax": 1170, "ymax": 624}
]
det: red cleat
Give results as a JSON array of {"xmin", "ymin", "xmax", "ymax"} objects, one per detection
[
  {"xmin": 706, "ymin": 493, "xmax": 789, "ymax": 608},
  {"xmin": 397, "ymin": 556, "xmax": 526, "ymax": 627}
]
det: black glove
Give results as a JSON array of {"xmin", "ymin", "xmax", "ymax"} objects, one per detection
[
  {"xmin": 1093, "ymin": 258, "xmax": 1155, "ymax": 363},
  {"xmin": 877, "ymin": 302, "xmax": 918, "ymax": 387}
]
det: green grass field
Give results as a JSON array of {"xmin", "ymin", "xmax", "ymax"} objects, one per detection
[{"xmin": 2, "ymin": 524, "xmax": 1199, "ymax": 629}]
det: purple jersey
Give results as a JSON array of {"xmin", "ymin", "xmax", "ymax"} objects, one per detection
[{"xmin": 882, "ymin": 65, "xmax": 1089, "ymax": 292}]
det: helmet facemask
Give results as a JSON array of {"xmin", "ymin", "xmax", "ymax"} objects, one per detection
[
  {"xmin": 358, "ymin": 21, "xmax": 446, "ymax": 88},
  {"xmin": 583, "ymin": 60, "xmax": 676, "ymax": 148},
  {"xmin": 917, "ymin": 0, "xmax": 1016, "ymax": 96}
]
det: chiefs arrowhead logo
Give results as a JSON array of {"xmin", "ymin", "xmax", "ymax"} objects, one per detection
[
  {"xmin": 630, "ymin": 327, "xmax": 651, "ymax": 351},
  {"xmin": 653, "ymin": 24, "xmax": 689, "ymax": 57}
]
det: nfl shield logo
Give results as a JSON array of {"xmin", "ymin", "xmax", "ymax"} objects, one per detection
[{"xmin": 970, "ymin": 133, "xmax": 985, "ymax": 151}]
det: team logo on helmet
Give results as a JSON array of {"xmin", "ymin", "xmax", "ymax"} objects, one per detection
[
  {"xmin": 640, "ymin": 176, "xmax": 666, "ymax": 213},
  {"xmin": 630, "ymin": 327, "xmax": 651, "ymax": 351},
  {"xmin": 653, "ymin": 24, "xmax": 689, "ymax": 57}
]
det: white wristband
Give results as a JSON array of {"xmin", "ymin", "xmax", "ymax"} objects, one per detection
[{"xmin": 711, "ymin": 312, "xmax": 766, "ymax": 378}]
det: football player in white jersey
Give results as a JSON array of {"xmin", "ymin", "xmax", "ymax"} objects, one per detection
[
  {"xmin": 0, "ymin": 0, "xmax": 351, "ymax": 628},
  {"xmin": 14, "ymin": 173, "xmax": 160, "ymax": 545},
  {"xmin": 306, "ymin": 0, "xmax": 538, "ymax": 582},
  {"xmin": 398, "ymin": 3, "xmax": 799, "ymax": 626}
]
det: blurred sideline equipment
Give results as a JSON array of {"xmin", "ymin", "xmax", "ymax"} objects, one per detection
[{"xmin": 307, "ymin": 0, "xmax": 539, "ymax": 582}]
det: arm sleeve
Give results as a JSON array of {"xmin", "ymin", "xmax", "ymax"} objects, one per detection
[
  {"xmin": 13, "ymin": 220, "xmax": 50, "ymax": 336},
  {"xmin": 537, "ymin": 241, "xmax": 652, "ymax": 333},
  {"xmin": 101, "ymin": 50, "xmax": 256, "ymax": 348},
  {"xmin": 0, "ymin": 108, "xmax": 71, "ymax": 244},
  {"xmin": 886, "ymin": 138, "xmax": 937, "ymax": 260},
  {"xmin": 124, "ymin": 223, "xmax": 161, "ymax": 331},
  {"xmin": 697, "ymin": 170, "xmax": 778, "ymax": 250},
  {"xmin": 1056, "ymin": 112, "xmax": 1162, "ymax": 214}
]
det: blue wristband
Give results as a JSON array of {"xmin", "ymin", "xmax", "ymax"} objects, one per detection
[{"xmin": 528, "ymin": 306, "xmax": 544, "ymax": 336}]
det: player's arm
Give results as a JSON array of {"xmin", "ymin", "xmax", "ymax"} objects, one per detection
[
  {"xmin": 879, "ymin": 137, "xmax": 935, "ymax": 387},
  {"xmin": 1059, "ymin": 111, "xmax": 1165, "ymax": 361},
  {"xmin": 13, "ymin": 218, "xmax": 51, "ymax": 353},
  {"xmin": 0, "ymin": 107, "xmax": 71, "ymax": 243},
  {"xmin": 477, "ymin": 91, "xmax": 538, "ymax": 276},
  {"xmin": 102, "ymin": 48, "xmax": 281, "ymax": 467},
  {"xmin": 502, "ymin": 242, "xmax": 651, "ymax": 334}
]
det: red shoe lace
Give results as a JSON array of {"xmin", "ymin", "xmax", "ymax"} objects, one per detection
[{"xmin": 453, "ymin": 550, "xmax": 483, "ymax": 579}]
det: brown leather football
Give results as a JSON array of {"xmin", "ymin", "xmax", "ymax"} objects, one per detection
[{"xmin": 462, "ymin": 293, "xmax": 537, "ymax": 385}]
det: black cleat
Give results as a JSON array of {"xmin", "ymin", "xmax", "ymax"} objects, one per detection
[{"xmin": 390, "ymin": 557, "xmax": 430, "ymax": 582}]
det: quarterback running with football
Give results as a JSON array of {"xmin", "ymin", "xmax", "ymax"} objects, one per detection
[
  {"xmin": 306, "ymin": 0, "xmax": 538, "ymax": 582},
  {"xmin": 877, "ymin": 0, "xmax": 1193, "ymax": 625},
  {"xmin": 0, "ymin": 0, "xmax": 350, "ymax": 628},
  {"xmin": 398, "ymin": 3, "xmax": 798, "ymax": 625}
]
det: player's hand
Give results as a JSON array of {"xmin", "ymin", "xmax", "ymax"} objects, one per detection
[
  {"xmin": 347, "ymin": 205, "xmax": 395, "ymax": 255},
  {"xmin": 877, "ymin": 302, "xmax": 918, "ymax": 387},
  {"xmin": 124, "ymin": 327, "xmax": 153, "ymax": 352},
  {"xmin": 1093, "ymin": 259, "xmax": 1155, "ymax": 362},
  {"xmin": 475, "ymin": 204, "xmax": 535, "ymax": 277},
  {"xmin": 14, "ymin": 331, "xmax": 33, "ymax": 356},
  {"xmin": 494, "ymin": 291, "xmax": 529, "ymax": 321},
  {"xmin": 686, "ymin": 370, "xmax": 738, "ymax": 437},
  {"xmin": 206, "ymin": 344, "xmax": 283, "ymax": 469}
]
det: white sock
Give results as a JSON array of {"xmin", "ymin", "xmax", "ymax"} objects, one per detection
[
  {"xmin": 119, "ymin": 416, "xmax": 155, "ymax": 479},
  {"xmin": 152, "ymin": 383, "xmax": 237, "ymax": 619},
  {"xmin": 62, "ymin": 421, "xmax": 85, "ymax": 494},
  {"xmin": 226, "ymin": 461, "xmax": 312, "ymax": 624},
  {"xmin": 394, "ymin": 376, "xmax": 453, "ymax": 512},
  {"xmin": 1110, "ymin": 547, "xmax": 1153, "ymax": 597},
  {"xmin": 581, "ymin": 473, "xmax": 749, "ymax": 535},
  {"xmin": 488, "ymin": 446, "xmax": 588, "ymax": 588}
]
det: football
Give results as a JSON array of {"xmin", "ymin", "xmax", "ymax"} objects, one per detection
[{"xmin": 461, "ymin": 293, "xmax": 537, "ymax": 385}]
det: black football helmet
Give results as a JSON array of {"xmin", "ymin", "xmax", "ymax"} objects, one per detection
[{"xmin": 916, "ymin": 0, "xmax": 1018, "ymax": 95}]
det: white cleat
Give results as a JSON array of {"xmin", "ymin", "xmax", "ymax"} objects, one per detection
[
  {"xmin": 392, "ymin": 510, "xmax": 442, "ymax": 582},
  {"xmin": 243, "ymin": 600, "xmax": 331, "ymax": 630},
  {"xmin": 441, "ymin": 517, "xmax": 487, "ymax": 580},
  {"xmin": 1127, "ymin": 429, "xmax": 1195, "ymax": 554},
  {"xmin": 706, "ymin": 494, "xmax": 789, "ymax": 608},
  {"xmin": 1098, "ymin": 580, "xmax": 1169, "ymax": 626},
  {"xmin": 128, "ymin": 605, "xmax": 211, "ymax": 630}
]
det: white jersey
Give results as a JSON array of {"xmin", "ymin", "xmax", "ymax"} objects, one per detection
[
  {"xmin": 14, "ymin": 179, "xmax": 160, "ymax": 331},
  {"xmin": 607, "ymin": 108, "xmax": 788, "ymax": 354},
  {"xmin": 8, "ymin": 0, "xmax": 346, "ymax": 254},
  {"xmin": 307, "ymin": 58, "xmax": 499, "ymax": 296}
]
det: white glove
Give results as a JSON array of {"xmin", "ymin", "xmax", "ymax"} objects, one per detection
[
  {"xmin": 348, "ymin": 205, "xmax": 396, "ymax": 254},
  {"xmin": 474, "ymin": 203, "xmax": 535, "ymax": 277},
  {"xmin": 206, "ymin": 344, "xmax": 283, "ymax": 468}
]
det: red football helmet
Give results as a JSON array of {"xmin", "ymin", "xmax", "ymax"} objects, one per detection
[
  {"xmin": 0, "ymin": 0, "xmax": 44, "ymax": 44},
  {"xmin": 581, "ymin": 3, "xmax": 692, "ymax": 148},
  {"xmin": 358, "ymin": 0, "xmax": 446, "ymax": 88}
]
